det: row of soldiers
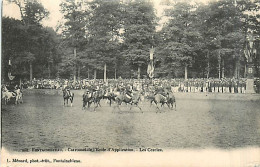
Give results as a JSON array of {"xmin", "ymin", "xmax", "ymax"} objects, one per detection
[
  {"xmin": 20, "ymin": 77, "xmax": 255, "ymax": 94},
  {"xmin": 153, "ymin": 78, "xmax": 247, "ymax": 93},
  {"xmin": 82, "ymin": 78, "xmax": 248, "ymax": 94}
]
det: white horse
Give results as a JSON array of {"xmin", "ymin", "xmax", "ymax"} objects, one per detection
[
  {"xmin": 14, "ymin": 88, "xmax": 23, "ymax": 104},
  {"xmin": 2, "ymin": 90, "xmax": 16, "ymax": 105}
]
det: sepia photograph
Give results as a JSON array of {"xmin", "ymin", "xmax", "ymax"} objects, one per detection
[{"xmin": 1, "ymin": 0, "xmax": 260, "ymax": 166}]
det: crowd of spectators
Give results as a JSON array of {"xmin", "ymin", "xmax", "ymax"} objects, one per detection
[{"xmin": 13, "ymin": 77, "xmax": 260, "ymax": 94}]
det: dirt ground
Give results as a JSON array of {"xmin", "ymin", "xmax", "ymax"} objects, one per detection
[{"xmin": 1, "ymin": 90, "xmax": 260, "ymax": 152}]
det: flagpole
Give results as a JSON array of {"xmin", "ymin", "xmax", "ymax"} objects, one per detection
[{"xmin": 148, "ymin": 46, "xmax": 154, "ymax": 84}]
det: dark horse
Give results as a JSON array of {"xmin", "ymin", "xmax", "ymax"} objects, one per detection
[
  {"xmin": 82, "ymin": 90, "xmax": 93, "ymax": 110},
  {"xmin": 147, "ymin": 91, "xmax": 176, "ymax": 112},
  {"xmin": 166, "ymin": 92, "xmax": 176, "ymax": 111},
  {"xmin": 103, "ymin": 89, "xmax": 117, "ymax": 106},
  {"xmin": 63, "ymin": 89, "xmax": 74, "ymax": 107},
  {"xmin": 114, "ymin": 91, "xmax": 142, "ymax": 112}
]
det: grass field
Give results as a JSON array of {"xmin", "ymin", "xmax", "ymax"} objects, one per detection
[{"xmin": 1, "ymin": 90, "xmax": 260, "ymax": 152}]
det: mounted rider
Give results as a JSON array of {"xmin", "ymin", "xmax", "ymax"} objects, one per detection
[
  {"xmin": 125, "ymin": 84, "xmax": 133, "ymax": 100},
  {"xmin": 63, "ymin": 81, "xmax": 72, "ymax": 97}
]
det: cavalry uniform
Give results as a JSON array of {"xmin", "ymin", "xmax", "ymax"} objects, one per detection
[
  {"xmin": 231, "ymin": 79, "xmax": 235, "ymax": 93},
  {"xmin": 219, "ymin": 80, "xmax": 223, "ymax": 93},
  {"xmin": 211, "ymin": 80, "xmax": 215, "ymax": 93},
  {"xmin": 238, "ymin": 80, "xmax": 242, "ymax": 93},
  {"xmin": 242, "ymin": 80, "xmax": 246, "ymax": 93}
]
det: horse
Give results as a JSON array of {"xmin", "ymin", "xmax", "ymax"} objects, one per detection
[
  {"xmin": 114, "ymin": 90, "xmax": 142, "ymax": 112},
  {"xmin": 92, "ymin": 89, "xmax": 105, "ymax": 111},
  {"xmin": 2, "ymin": 90, "xmax": 16, "ymax": 105},
  {"xmin": 166, "ymin": 92, "xmax": 176, "ymax": 110},
  {"xmin": 63, "ymin": 89, "xmax": 74, "ymax": 107},
  {"xmin": 146, "ymin": 91, "xmax": 168, "ymax": 113},
  {"xmin": 103, "ymin": 89, "xmax": 117, "ymax": 106},
  {"xmin": 2, "ymin": 85, "xmax": 17, "ymax": 105},
  {"xmin": 82, "ymin": 90, "xmax": 93, "ymax": 110},
  {"xmin": 147, "ymin": 90, "xmax": 176, "ymax": 112}
]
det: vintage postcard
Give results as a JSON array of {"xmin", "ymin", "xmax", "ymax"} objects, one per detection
[{"xmin": 1, "ymin": 0, "xmax": 260, "ymax": 166}]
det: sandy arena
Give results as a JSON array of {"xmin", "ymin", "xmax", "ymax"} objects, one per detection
[{"xmin": 1, "ymin": 90, "xmax": 260, "ymax": 152}]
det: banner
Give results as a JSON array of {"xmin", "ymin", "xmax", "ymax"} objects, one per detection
[
  {"xmin": 8, "ymin": 59, "xmax": 15, "ymax": 80},
  {"xmin": 148, "ymin": 47, "xmax": 155, "ymax": 78},
  {"xmin": 147, "ymin": 61, "xmax": 154, "ymax": 79}
]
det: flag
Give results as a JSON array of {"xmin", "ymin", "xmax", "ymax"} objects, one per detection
[
  {"xmin": 147, "ymin": 47, "xmax": 155, "ymax": 78},
  {"xmin": 147, "ymin": 61, "xmax": 154, "ymax": 78},
  {"xmin": 8, "ymin": 59, "xmax": 15, "ymax": 80},
  {"xmin": 150, "ymin": 47, "xmax": 155, "ymax": 60}
]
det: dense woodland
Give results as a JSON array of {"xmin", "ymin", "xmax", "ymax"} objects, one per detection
[{"xmin": 2, "ymin": 0, "xmax": 260, "ymax": 82}]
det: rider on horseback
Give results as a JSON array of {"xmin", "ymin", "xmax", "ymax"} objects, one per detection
[
  {"xmin": 125, "ymin": 84, "xmax": 133, "ymax": 100},
  {"xmin": 64, "ymin": 85, "xmax": 71, "ymax": 96}
]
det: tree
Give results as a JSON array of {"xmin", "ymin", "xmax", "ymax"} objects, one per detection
[
  {"xmin": 158, "ymin": 2, "xmax": 201, "ymax": 79},
  {"xmin": 60, "ymin": 0, "xmax": 89, "ymax": 81},
  {"xmin": 121, "ymin": 0, "xmax": 157, "ymax": 79},
  {"xmin": 86, "ymin": 0, "xmax": 123, "ymax": 80},
  {"xmin": 5, "ymin": 0, "xmax": 50, "ymax": 82}
]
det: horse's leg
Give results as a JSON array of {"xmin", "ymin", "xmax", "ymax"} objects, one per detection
[
  {"xmin": 82, "ymin": 102, "xmax": 86, "ymax": 110},
  {"xmin": 136, "ymin": 103, "xmax": 142, "ymax": 112},
  {"xmin": 70, "ymin": 97, "xmax": 73, "ymax": 107},
  {"xmin": 116, "ymin": 100, "xmax": 122, "ymax": 112},
  {"xmin": 88, "ymin": 102, "xmax": 90, "ymax": 108},
  {"xmin": 98, "ymin": 99, "xmax": 101, "ymax": 107},
  {"xmin": 150, "ymin": 100, "xmax": 153, "ymax": 107},
  {"xmin": 64, "ymin": 99, "xmax": 65, "ymax": 106},
  {"xmin": 129, "ymin": 102, "xmax": 132, "ymax": 110},
  {"xmin": 109, "ymin": 98, "xmax": 112, "ymax": 106},
  {"xmin": 155, "ymin": 101, "xmax": 160, "ymax": 113}
]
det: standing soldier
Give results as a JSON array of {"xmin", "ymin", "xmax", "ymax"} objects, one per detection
[
  {"xmin": 222, "ymin": 79, "xmax": 225, "ymax": 93},
  {"xmin": 234, "ymin": 79, "xmax": 238, "ymax": 93},
  {"xmin": 232, "ymin": 78, "xmax": 235, "ymax": 93},
  {"xmin": 203, "ymin": 79, "xmax": 206, "ymax": 93},
  {"xmin": 199, "ymin": 79, "xmax": 203, "ymax": 92},
  {"xmin": 242, "ymin": 79, "xmax": 246, "ymax": 93},
  {"xmin": 189, "ymin": 79, "xmax": 192, "ymax": 92},
  {"xmin": 194, "ymin": 79, "xmax": 198, "ymax": 92},
  {"xmin": 211, "ymin": 79, "xmax": 215, "ymax": 93},
  {"xmin": 230, "ymin": 78, "xmax": 233, "ymax": 93},
  {"xmin": 238, "ymin": 79, "xmax": 241, "ymax": 93},
  {"xmin": 187, "ymin": 79, "xmax": 190, "ymax": 92},
  {"xmin": 206, "ymin": 79, "xmax": 209, "ymax": 92},
  {"xmin": 227, "ymin": 79, "xmax": 230, "ymax": 93},
  {"xmin": 219, "ymin": 79, "xmax": 223, "ymax": 93},
  {"xmin": 184, "ymin": 79, "xmax": 188, "ymax": 92}
]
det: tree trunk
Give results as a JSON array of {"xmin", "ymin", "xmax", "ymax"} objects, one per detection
[
  {"xmin": 185, "ymin": 64, "xmax": 188, "ymax": 80},
  {"xmin": 222, "ymin": 59, "xmax": 225, "ymax": 78},
  {"xmin": 244, "ymin": 64, "xmax": 247, "ymax": 78},
  {"xmin": 138, "ymin": 66, "xmax": 141, "ymax": 80},
  {"xmin": 207, "ymin": 51, "xmax": 210, "ymax": 79},
  {"xmin": 88, "ymin": 68, "xmax": 90, "ymax": 80},
  {"xmin": 78, "ymin": 65, "xmax": 81, "ymax": 80},
  {"xmin": 218, "ymin": 57, "xmax": 221, "ymax": 79},
  {"xmin": 48, "ymin": 62, "xmax": 51, "ymax": 78},
  {"xmin": 74, "ymin": 47, "xmax": 77, "ymax": 84},
  {"xmin": 94, "ymin": 69, "xmax": 97, "ymax": 80},
  {"xmin": 104, "ymin": 63, "xmax": 107, "ymax": 82},
  {"xmin": 30, "ymin": 62, "xmax": 32, "ymax": 82},
  {"xmin": 115, "ymin": 68, "xmax": 117, "ymax": 79},
  {"xmin": 237, "ymin": 62, "xmax": 240, "ymax": 79},
  {"xmin": 20, "ymin": 78, "xmax": 22, "ymax": 89}
]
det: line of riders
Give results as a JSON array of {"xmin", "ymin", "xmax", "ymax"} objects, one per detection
[
  {"xmin": 62, "ymin": 84, "xmax": 176, "ymax": 113},
  {"xmin": 1, "ymin": 84, "xmax": 23, "ymax": 105}
]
